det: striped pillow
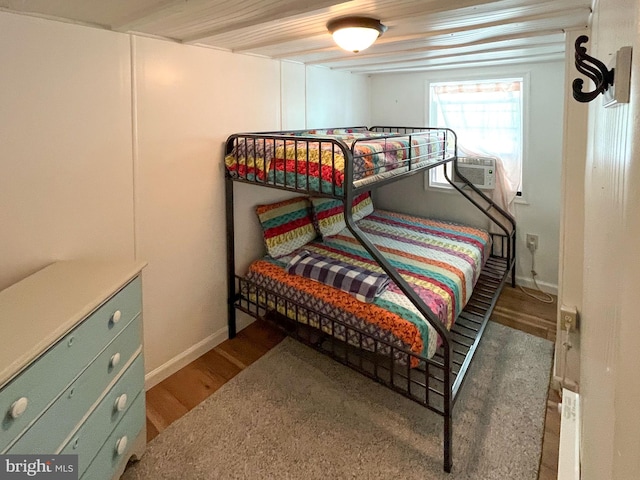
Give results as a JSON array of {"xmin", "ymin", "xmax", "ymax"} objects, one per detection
[
  {"xmin": 310, "ymin": 192, "xmax": 374, "ymax": 238},
  {"xmin": 256, "ymin": 197, "xmax": 317, "ymax": 258}
]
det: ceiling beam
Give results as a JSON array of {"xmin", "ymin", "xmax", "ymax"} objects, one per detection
[
  {"xmin": 320, "ymin": 37, "xmax": 564, "ymax": 67},
  {"xmin": 326, "ymin": 41, "xmax": 565, "ymax": 71},
  {"xmin": 346, "ymin": 52, "xmax": 565, "ymax": 74}
]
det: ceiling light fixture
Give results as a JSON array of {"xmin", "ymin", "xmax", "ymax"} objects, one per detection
[{"xmin": 327, "ymin": 16, "xmax": 387, "ymax": 53}]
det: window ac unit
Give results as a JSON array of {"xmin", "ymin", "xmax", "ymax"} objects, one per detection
[{"xmin": 453, "ymin": 157, "xmax": 496, "ymax": 190}]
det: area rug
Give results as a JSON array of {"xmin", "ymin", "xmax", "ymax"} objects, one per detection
[{"xmin": 122, "ymin": 322, "xmax": 553, "ymax": 480}]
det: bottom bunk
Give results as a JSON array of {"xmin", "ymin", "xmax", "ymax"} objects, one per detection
[
  {"xmin": 235, "ymin": 253, "xmax": 509, "ymax": 414},
  {"xmin": 229, "ymin": 201, "xmax": 514, "ymax": 472}
]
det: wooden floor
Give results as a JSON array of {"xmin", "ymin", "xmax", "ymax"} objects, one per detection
[
  {"xmin": 145, "ymin": 285, "xmax": 560, "ymax": 479},
  {"xmin": 493, "ymin": 285, "xmax": 557, "ymax": 342}
]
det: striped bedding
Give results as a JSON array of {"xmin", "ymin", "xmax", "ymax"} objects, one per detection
[
  {"xmin": 244, "ymin": 210, "xmax": 491, "ymax": 363},
  {"xmin": 224, "ymin": 131, "xmax": 445, "ymax": 195}
]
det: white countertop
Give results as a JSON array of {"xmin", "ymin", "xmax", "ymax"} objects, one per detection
[{"xmin": 0, "ymin": 260, "xmax": 146, "ymax": 387}]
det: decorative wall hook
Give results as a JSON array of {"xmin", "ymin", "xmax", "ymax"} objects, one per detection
[{"xmin": 572, "ymin": 35, "xmax": 615, "ymax": 103}]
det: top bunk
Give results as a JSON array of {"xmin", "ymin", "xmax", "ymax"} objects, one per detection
[{"xmin": 224, "ymin": 126, "xmax": 456, "ymax": 198}]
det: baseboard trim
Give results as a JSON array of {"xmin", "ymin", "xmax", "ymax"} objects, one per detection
[
  {"xmin": 144, "ymin": 313, "xmax": 256, "ymax": 390},
  {"xmin": 144, "ymin": 329, "xmax": 225, "ymax": 390}
]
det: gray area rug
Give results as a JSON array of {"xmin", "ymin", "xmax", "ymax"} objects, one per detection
[{"xmin": 123, "ymin": 322, "xmax": 553, "ymax": 480}]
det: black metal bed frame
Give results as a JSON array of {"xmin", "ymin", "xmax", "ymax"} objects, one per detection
[{"xmin": 224, "ymin": 126, "xmax": 516, "ymax": 473}]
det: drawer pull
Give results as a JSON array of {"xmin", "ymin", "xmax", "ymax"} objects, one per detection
[
  {"xmin": 110, "ymin": 353, "xmax": 121, "ymax": 369},
  {"xmin": 111, "ymin": 310, "xmax": 122, "ymax": 324},
  {"xmin": 115, "ymin": 436, "xmax": 128, "ymax": 456},
  {"xmin": 9, "ymin": 397, "xmax": 29, "ymax": 419},
  {"xmin": 114, "ymin": 394, "xmax": 128, "ymax": 412}
]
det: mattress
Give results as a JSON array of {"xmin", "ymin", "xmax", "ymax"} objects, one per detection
[
  {"xmin": 224, "ymin": 130, "xmax": 447, "ymax": 194},
  {"xmin": 243, "ymin": 210, "xmax": 491, "ymax": 362}
]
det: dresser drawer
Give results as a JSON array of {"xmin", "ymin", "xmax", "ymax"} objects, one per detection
[
  {"xmin": 81, "ymin": 393, "xmax": 145, "ymax": 480},
  {"xmin": 0, "ymin": 276, "xmax": 141, "ymax": 452},
  {"xmin": 60, "ymin": 354, "xmax": 144, "ymax": 477},
  {"xmin": 7, "ymin": 316, "xmax": 143, "ymax": 455}
]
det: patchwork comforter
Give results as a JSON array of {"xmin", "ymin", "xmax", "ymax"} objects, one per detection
[
  {"xmin": 225, "ymin": 130, "xmax": 446, "ymax": 194},
  {"xmin": 243, "ymin": 210, "xmax": 491, "ymax": 362}
]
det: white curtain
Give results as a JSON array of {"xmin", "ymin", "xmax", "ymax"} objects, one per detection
[{"xmin": 431, "ymin": 79, "xmax": 522, "ymax": 222}]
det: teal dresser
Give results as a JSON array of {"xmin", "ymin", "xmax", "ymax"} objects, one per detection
[{"xmin": 0, "ymin": 261, "xmax": 147, "ymax": 480}]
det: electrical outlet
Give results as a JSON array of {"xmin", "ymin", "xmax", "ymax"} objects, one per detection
[
  {"xmin": 526, "ymin": 233, "xmax": 539, "ymax": 252},
  {"xmin": 560, "ymin": 304, "xmax": 579, "ymax": 332}
]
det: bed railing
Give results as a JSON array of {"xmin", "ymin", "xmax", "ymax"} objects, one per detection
[
  {"xmin": 228, "ymin": 233, "xmax": 513, "ymax": 472},
  {"xmin": 443, "ymin": 160, "xmax": 517, "ymax": 287},
  {"xmin": 225, "ymin": 125, "xmax": 516, "ymax": 473},
  {"xmin": 224, "ymin": 127, "xmax": 455, "ymax": 198}
]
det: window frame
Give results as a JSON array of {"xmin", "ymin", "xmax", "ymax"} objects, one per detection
[{"xmin": 424, "ymin": 73, "xmax": 530, "ymax": 199}]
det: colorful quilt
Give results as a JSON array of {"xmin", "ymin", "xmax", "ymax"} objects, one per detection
[
  {"xmin": 225, "ymin": 131, "xmax": 445, "ymax": 194},
  {"xmin": 243, "ymin": 210, "xmax": 491, "ymax": 363}
]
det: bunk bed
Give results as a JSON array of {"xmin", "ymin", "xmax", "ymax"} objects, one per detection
[{"xmin": 224, "ymin": 126, "xmax": 516, "ymax": 473}]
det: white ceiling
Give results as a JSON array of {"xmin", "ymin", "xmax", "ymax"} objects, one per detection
[{"xmin": 0, "ymin": 0, "xmax": 591, "ymax": 73}]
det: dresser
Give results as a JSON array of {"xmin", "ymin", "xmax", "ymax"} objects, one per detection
[{"xmin": 0, "ymin": 260, "xmax": 147, "ymax": 480}]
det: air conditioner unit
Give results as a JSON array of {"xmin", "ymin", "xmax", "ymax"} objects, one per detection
[{"xmin": 453, "ymin": 157, "xmax": 496, "ymax": 190}]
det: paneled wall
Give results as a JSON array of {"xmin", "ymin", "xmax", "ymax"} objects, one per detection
[
  {"xmin": 132, "ymin": 36, "xmax": 282, "ymax": 377},
  {"xmin": 0, "ymin": 11, "xmax": 371, "ymax": 386},
  {"xmin": 0, "ymin": 13, "xmax": 135, "ymax": 289},
  {"xmin": 579, "ymin": 0, "xmax": 640, "ymax": 478}
]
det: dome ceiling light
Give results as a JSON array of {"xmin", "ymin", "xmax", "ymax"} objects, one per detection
[{"xmin": 327, "ymin": 16, "xmax": 387, "ymax": 53}]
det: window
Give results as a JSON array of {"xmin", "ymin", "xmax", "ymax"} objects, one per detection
[{"xmin": 427, "ymin": 78, "xmax": 523, "ymax": 193}]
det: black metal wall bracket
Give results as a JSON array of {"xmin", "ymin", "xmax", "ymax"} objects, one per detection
[{"xmin": 573, "ymin": 35, "xmax": 615, "ymax": 103}]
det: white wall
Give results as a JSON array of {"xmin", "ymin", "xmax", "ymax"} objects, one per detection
[
  {"xmin": 578, "ymin": 0, "xmax": 640, "ymax": 478},
  {"xmin": 281, "ymin": 61, "xmax": 306, "ymax": 130},
  {"xmin": 0, "ymin": 11, "xmax": 371, "ymax": 386},
  {"xmin": 306, "ymin": 66, "xmax": 371, "ymax": 128},
  {"xmin": 133, "ymin": 36, "xmax": 282, "ymax": 378},
  {"xmin": 369, "ymin": 62, "xmax": 565, "ymax": 291},
  {"xmin": 555, "ymin": 28, "xmax": 589, "ymax": 389},
  {"xmin": 0, "ymin": 13, "xmax": 135, "ymax": 289},
  {"xmin": 229, "ymin": 64, "xmax": 372, "ymax": 342}
]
